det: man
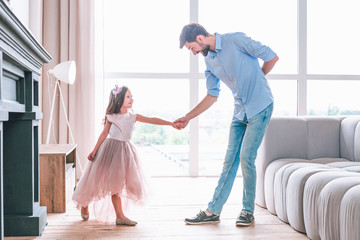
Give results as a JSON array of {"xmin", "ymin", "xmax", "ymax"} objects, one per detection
[{"xmin": 176, "ymin": 23, "xmax": 278, "ymax": 226}]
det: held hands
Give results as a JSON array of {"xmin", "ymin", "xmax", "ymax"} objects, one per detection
[
  {"xmin": 172, "ymin": 116, "xmax": 190, "ymax": 130},
  {"xmin": 171, "ymin": 122, "xmax": 183, "ymax": 130}
]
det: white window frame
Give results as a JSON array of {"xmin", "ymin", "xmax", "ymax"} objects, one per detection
[{"xmin": 100, "ymin": 0, "xmax": 360, "ymax": 177}]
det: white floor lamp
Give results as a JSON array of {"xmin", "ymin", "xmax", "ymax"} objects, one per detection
[{"xmin": 46, "ymin": 61, "xmax": 83, "ymax": 172}]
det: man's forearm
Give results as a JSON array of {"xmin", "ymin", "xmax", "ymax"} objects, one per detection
[
  {"xmin": 262, "ymin": 55, "xmax": 279, "ymax": 75},
  {"xmin": 186, "ymin": 94, "xmax": 217, "ymax": 120}
]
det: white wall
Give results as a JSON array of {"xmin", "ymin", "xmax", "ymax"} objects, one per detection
[{"xmin": 6, "ymin": 0, "xmax": 30, "ymax": 28}]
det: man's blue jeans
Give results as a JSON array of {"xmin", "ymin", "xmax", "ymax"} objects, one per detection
[{"xmin": 207, "ymin": 103, "xmax": 273, "ymax": 216}]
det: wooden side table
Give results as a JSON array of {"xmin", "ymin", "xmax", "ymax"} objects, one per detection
[{"xmin": 39, "ymin": 144, "xmax": 77, "ymax": 213}]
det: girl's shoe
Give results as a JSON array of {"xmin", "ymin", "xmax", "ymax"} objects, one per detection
[
  {"xmin": 81, "ymin": 213, "xmax": 89, "ymax": 221},
  {"xmin": 81, "ymin": 207, "xmax": 89, "ymax": 221},
  {"xmin": 116, "ymin": 218, "xmax": 137, "ymax": 226}
]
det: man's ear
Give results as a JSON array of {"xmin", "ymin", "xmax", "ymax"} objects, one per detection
[{"xmin": 196, "ymin": 35, "xmax": 205, "ymax": 43}]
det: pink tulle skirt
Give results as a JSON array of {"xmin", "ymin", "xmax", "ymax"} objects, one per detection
[{"xmin": 72, "ymin": 138, "xmax": 147, "ymax": 222}]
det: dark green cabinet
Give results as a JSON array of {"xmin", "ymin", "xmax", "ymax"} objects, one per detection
[{"xmin": 0, "ymin": 1, "xmax": 51, "ymax": 237}]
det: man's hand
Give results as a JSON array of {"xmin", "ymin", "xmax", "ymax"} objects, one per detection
[
  {"xmin": 171, "ymin": 121, "xmax": 183, "ymax": 130},
  {"xmin": 174, "ymin": 116, "xmax": 190, "ymax": 129}
]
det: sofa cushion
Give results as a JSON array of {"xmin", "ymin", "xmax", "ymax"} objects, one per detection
[
  {"xmin": 286, "ymin": 167, "xmax": 339, "ymax": 233},
  {"xmin": 318, "ymin": 177, "xmax": 360, "ymax": 240},
  {"xmin": 265, "ymin": 158, "xmax": 348, "ymax": 216},
  {"xmin": 306, "ymin": 117, "xmax": 342, "ymax": 159},
  {"xmin": 340, "ymin": 116, "xmax": 360, "ymax": 161},
  {"xmin": 340, "ymin": 185, "xmax": 360, "ymax": 240},
  {"xmin": 355, "ymin": 120, "xmax": 360, "ymax": 161},
  {"xmin": 303, "ymin": 171, "xmax": 360, "ymax": 240},
  {"xmin": 273, "ymin": 162, "xmax": 330, "ymax": 223},
  {"xmin": 343, "ymin": 166, "xmax": 360, "ymax": 172},
  {"xmin": 326, "ymin": 161, "xmax": 360, "ymax": 168},
  {"xmin": 311, "ymin": 157, "xmax": 348, "ymax": 164},
  {"xmin": 264, "ymin": 159, "xmax": 308, "ymax": 214}
]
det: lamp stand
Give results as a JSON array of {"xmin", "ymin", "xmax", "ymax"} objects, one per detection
[{"xmin": 46, "ymin": 79, "xmax": 83, "ymax": 172}]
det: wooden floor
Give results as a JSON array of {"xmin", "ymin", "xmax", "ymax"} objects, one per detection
[{"xmin": 5, "ymin": 177, "xmax": 309, "ymax": 240}]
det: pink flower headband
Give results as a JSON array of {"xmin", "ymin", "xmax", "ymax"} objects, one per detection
[{"xmin": 112, "ymin": 85, "xmax": 122, "ymax": 97}]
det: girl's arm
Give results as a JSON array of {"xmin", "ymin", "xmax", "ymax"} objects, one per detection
[
  {"xmin": 88, "ymin": 119, "xmax": 112, "ymax": 161},
  {"xmin": 136, "ymin": 114, "xmax": 174, "ymax": 126}
]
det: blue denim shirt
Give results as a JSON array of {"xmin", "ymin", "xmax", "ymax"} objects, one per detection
[{"xmin": 205, "ymin": 32, "xmax": 276, "ymax": 120}]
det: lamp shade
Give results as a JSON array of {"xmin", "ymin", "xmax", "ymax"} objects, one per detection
[{"xmin": 48, "ymin": 61, "xmax": 76, "ymax": 84}]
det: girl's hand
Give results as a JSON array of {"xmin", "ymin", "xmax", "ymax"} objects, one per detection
[
  {"xmin": 172, "ymin": 122, "xmax": 183, "ymax": 130},
  {"xmin": 88, "ymin": 151, "xmax": 96, "ymax": 161}
]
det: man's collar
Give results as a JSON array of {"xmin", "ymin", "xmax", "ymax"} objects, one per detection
[
  {"xmin": 215, "ymin": 33, "xmax": 222, "ymax": 51},
  {"xmin": 208, "ymin": 33, "xmax": 221, "ymax": 58}
]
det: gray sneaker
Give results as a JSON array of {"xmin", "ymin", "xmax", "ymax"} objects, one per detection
[
  {"xmin": 236, "ymin": 211, "xmax": 254, "ymax": 226},
  {"xmin": 185, "ymin": 210, "xmax": 220, "ymax": 225}
]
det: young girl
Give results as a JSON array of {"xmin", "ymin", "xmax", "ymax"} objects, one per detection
[{"xmin": 72, "ymin": 85, "xmax": 177, "ymax": 226}]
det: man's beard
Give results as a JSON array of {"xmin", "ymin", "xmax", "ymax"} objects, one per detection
[
  {"xmin": 201, "ymin": 45, "xmax": 210, "ymax": 56},
  {"xmin": 196, "ymin": 41, "xmax": 211, "ymax": 56}
]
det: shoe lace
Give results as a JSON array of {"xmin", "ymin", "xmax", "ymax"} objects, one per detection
[
  {"xmin": 240, "ymin": 211, "xmax": 248, "ymax": 218},
  {"xmin": 196, "ymin": 210, "xmax": 206, "ymax": 218}
]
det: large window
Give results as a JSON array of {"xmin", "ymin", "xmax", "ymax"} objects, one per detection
[
  {"xmin": 103, "ymin": 0, "xmax": 189, "ymax": 73},
  {"xmin": 99, "ymin": 0, "xmax": 360, "ymax": 177},
  {"xmin": 199, "ymin": 0, "xmax": 297, "ymax": 74},
  {"xmin": 308, "ymin": 0, "xmax": 360, "ymax": 75},
  {"xmin": 101, "ymin": 0, "xmax": 191, "ymax": 176},
  {"xmin": 308, "ymin": 80, "xmax": 360, "ymax": 115}
]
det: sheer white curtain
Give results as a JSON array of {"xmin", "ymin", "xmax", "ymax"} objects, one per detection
[{"xmin": 40, "ymin": 0, "xmax": 97, "ymax": 178}]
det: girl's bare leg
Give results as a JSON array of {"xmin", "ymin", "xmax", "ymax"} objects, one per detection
[
  {"xmin": 81, "ymin": 206, "xmax": 89, "ymax": 220},
  {"xmin": 112, "ymin": 194, "xmax": 137, "ymax": 225},
  {"xmin": 111, "ymin": 194, "xmax": 126, "ymax": 219}
]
